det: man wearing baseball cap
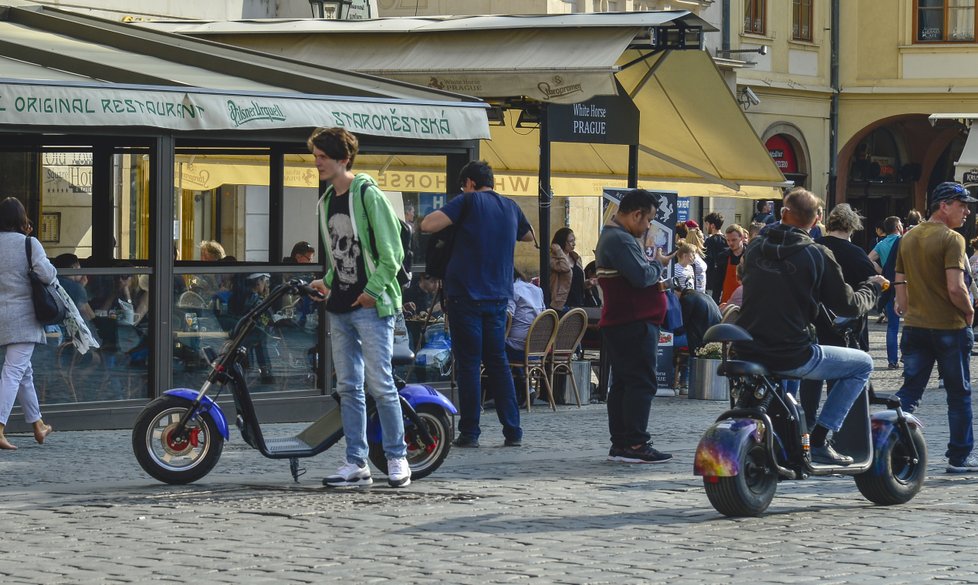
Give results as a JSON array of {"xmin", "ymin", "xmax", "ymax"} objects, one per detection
[{"xmin": 895, "ymin": 181, "xmax": 978, "ymax": 472}]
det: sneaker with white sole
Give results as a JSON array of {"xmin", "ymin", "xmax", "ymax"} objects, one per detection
[
  {"xmin": 323, "ymin": 461, "xmax": 373, "ymax": 487},
  {"xmin": 947, "ymin": 454, "xmax": 978, "ymax": 474},
  {"xmin": 387, "ymin": 457, "xmax": 411, "ymax": 488}
]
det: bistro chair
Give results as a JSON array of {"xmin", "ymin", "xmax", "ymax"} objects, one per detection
[
  {"xmin": 549, "ymin": 308, "xmax": 588, "ymax": 407},
  {"xmin": 720, "ymin": 304, "xmax": 741, "ymax": 324},
  {"xmin": 512, "ymin": 309, "xmax": 559, "ymax": 412}
]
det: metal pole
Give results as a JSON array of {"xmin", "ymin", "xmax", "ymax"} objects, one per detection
[
  {"xmin": 828, "ymin": 0, "xmax": 840, "ymax": 207},
  {"xmin": 150, "ymin": 134, "xmax": 175, "ymax": 397},
  {"xmin": 538, "ymin": 105, "xmax": 552, "ymax": 306},
  {"xmin": 628, "ymin": 144, "xmax": 639, "ymax": 189}
]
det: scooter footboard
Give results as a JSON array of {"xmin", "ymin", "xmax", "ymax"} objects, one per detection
[
  {"xmin": 163, "ymin": 388, "xmax": 230, "ymax": 439},
  {"xmin": 694, "ymin": 418, "xmax": 763, "ymax": 477}
]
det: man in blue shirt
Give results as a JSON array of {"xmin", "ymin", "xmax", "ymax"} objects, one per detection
[{"xmin": 421, "ymin": 161, "xmax": 534, "ymax": 447}]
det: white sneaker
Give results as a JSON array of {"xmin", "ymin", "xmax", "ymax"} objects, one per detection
[
  {"xmin": 387, "ymin": 457, "xmax": 412, "ymax": 488},
  {"xmin": 323, "ymin": 462, "xmax": 373, "ymax": 487},
  {"xmin": 947, "ymin": 454, "xmax": 978, "ymax": 474}
]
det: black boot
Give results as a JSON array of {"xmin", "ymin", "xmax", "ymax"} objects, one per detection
[{"xmin": 811, "ymin": 442, "xmax": 853, "ymax": 465}]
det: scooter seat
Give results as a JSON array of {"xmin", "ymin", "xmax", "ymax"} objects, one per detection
[
  {"xmin": 719, "ymin": 360, "xmax": 771, "ymax": 377},
  {"xmin": 391, "ymin": 345, "xmax": 416, "ymax": 367}
]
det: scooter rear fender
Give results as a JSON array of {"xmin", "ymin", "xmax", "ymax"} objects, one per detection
[
  {"xmin": 864, "ymin": 410, "xmax": 924, "ymax": 476},
  {"xmin": 366, "ymin": 384, "xmax": 456, "ymax": 444},
  {"xmin": 694, "ymin": 417, "xmax": 764, "ymax": 477},
  {"xmin": 163, "ymin": 388, "xmax": 230, "ymax": 440},
  {"xmin": 399, "ymin": 384, "xmax": 458, "ymax": 415}
]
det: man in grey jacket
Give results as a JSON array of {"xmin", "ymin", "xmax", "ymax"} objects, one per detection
[{"xmin": 596, "ymin": 189, "xmax": 673, "ymax": 464}]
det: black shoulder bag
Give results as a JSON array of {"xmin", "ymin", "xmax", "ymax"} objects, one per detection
[
  {"xmin": 423, "ymin": 193, "xmax": 471, "ymax": 279},
  {"xmin": 25, "ymin": 235, "xmax": 67, "ymax": 325}
]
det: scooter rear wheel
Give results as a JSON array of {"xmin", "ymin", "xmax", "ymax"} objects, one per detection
[
  {"xmin": 132, "ymin": 396, "xmax": 224, "ymax": 484},
  {"xmin": 854, "ymin": 424, "xmax": 927, "ymax": 505},
  {"xmin": 369, "ymin": 404, "xmax": 452, "ymax": 481},
  {"xmin": 703, "ymin": 440, "xmax": 778, "ymax": 517}
]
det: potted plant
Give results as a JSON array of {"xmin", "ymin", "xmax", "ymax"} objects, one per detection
[{"xmin": 689, "ymin": 342, "xmax": 728, "ymax": 400}]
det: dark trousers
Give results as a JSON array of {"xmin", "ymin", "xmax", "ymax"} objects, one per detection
[
  {"xmin": 603, "ymin": 320, "xmax": 659, "ymax": 447},
  {"xmin": 447, "ymin": 298, "xmax": 522, "ymax": 442}
]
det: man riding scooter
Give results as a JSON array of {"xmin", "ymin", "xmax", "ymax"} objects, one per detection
[{"xmin": 732, "ymin": 188, "xmax": 887, "ymax": 465}]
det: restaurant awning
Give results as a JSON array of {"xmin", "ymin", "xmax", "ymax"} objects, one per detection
[
  {"xmin": 139, "ymin": 12, "xmax": 787, "ymax": 199},
  {"xmin": 930, "ymin": 114, "xmax": 978, "ymax": 184},
  {"xmin": 0, "ymin": 1, "xmax": 489, "ymax": 141}
]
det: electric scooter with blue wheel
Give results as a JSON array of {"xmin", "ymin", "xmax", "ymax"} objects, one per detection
[{"xmin": 131, "ymin": 279, "xmax": 456, "ymax": 485}]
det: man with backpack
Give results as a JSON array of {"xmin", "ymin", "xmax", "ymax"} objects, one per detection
[
  {"xmin": 306, "ymin": 127, "xmax": 411, "ymax": 488},
  {"xmin": 420, "ymin": 161, "xmax": 534, "ymax": 448}
]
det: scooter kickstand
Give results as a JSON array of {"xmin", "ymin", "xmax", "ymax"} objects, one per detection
[{"xmin": 289, "ymin": 457, "xmax": 306, "ymax": 483}]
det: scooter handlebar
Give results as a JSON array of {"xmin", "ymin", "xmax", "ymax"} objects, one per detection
[{"xmin": 288, "ymin": 279, "xmax": 326, "ymax": 301}]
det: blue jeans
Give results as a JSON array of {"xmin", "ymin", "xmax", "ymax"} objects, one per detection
[
  {"xmin": 897, "ymin": 326, "xmax": 974, "ymax": 462},
  {"xmin": 603, "ymin": 320, "xmax": 659, "ymax": 447},
  {"xmin": 772, "ymin": 345, "xmax": 873, "ymax": 432},
  {"xmin": 328, "ymin": 308, "xmax": 406, "ymax": 465},
  {"xmin": 885, "ymin": 299, "xmax": 900, "ymax": 365},
  {"xmin": 447, "ymin": 298, "xmax": 522, "ymax": 442}
]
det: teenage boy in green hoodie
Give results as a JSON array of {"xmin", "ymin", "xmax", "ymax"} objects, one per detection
[{"xmin": 307, "ymin": 127, "xmax": 410, "ymax": 488}]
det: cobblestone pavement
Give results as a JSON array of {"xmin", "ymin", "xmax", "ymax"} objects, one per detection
[{"xmin": 3, "ymin": 323, "xmax": 978, "ymax": 584}]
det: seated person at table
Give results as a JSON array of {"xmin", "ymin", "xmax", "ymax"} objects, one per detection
[
  {"xmin": 583, "ymin": 261, "xmax": 602, "ymax": 308},
  {"xmin": 51, "ymin": 253, "xmax": 95, "ymax": 324},
  {"xmin": 403, "ymin": 273, "xmax": 441, "ymax": 318},
  {"xmin": 505, "ymin": 269, "xmax": 545, "ymax": 406},
  {"xmin": 229, "ymin": 272, "xmax": 274, "ymax": 384}
]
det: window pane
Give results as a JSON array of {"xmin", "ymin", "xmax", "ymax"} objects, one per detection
[
  {"xmin": 918, "ymin": 0, "xmax": 945, "ymax": 41},
  {"xmin": 175, "ymin": 155, "xmax": 270, "ymax": 262},
  {"xmin": 949, "ymin": 1, "xmax": 976, "ymax": 40},
  {"xmin": 36, "ymin": 270, "xmax": 151, "ymax": 404},
  {"xmin": 172, "ymin": 270, "xmax": 321, "ymax": 394},
  {"xmin": 42, "ymin": 150, "xmax": 93, "ymax": 259}
]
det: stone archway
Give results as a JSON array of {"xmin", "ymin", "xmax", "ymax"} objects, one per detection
[{"xmin": 762, "ymin": 122, "xmax": 811, "ymax": 190}]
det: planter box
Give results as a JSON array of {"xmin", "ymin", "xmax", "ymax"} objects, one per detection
[{"xmin": 689, "ymin": 357, "xmax": 729, "ymax": 401}]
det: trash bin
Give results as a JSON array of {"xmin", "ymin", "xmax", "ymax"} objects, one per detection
[
  {"xmin": 571, "ymin": 359, "xmax": 591, "ymax": 404},
  {"xmin": 689, "ymin": 357, "xmax": 728, "ymax": 400}
]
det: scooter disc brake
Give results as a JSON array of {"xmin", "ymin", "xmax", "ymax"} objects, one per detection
[{"xmin": 161, "ymin": 424, "xmax": 201, "ymax": 456}]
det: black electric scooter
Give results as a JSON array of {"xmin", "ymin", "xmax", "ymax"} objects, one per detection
[
  {"xmin": 693, "ymin": 322, "xmax": 927, "ymax": 517},
  {"xmin": 132, "ymin": 280, "xmax": 456, "ymax": 484}
]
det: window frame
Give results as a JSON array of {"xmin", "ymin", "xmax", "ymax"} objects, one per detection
[
  {"xmin": 792, "ymin": 0, "xmax": 814, "ymax": 42},
  {"xmin": 744, "ymin": 0, "xmax": 767, "ymax": 36},
  {"xmin": 914, "ymin": 0, "xmax": 978, "ymax": 43}
]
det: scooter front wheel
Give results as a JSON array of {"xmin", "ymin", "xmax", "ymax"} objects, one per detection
[
  {"xmin": 855, "ymin": 424, "xmax": 927, "ymax": 505},
  {"xmin": 369, "ymin": 404, "xmax": 453, "ymax": 481},
  {"xmin": 132, "ymin": 396, "xmax": 224, "ymax": 484},
  {"xmin": 703, "ymin": 439, "xmax": 777, "ymax": 517}
]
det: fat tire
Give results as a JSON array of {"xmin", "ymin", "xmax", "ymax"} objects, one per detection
[
  {"xmin": 132, "ymin": 395, "xmax": 224, "ymax": 484},
  {"xmin": 703, "ymin": 440, "xmax": 778, "ymax": 517},
  {"xmin": 855, "ymin": 424, "xmax": 927, "ymax": 505},
  {"xmin": 369, "ymin": 404, "xmax": 453, "ymax": 481}
]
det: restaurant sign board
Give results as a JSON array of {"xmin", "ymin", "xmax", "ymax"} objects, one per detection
[{"xmin": 0, "ymin": 82, "xmax": 490, "ymax": 141}]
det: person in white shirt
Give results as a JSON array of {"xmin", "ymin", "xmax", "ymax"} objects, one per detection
[{"xmin": 505, "ymin": 269, "xmax": 545, "ymax": 406}]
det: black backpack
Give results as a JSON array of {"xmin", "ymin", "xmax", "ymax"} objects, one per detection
[
  {"xmin": 424, "ymin": 194, "xmax": 472, "ymax": 279},
  {"xmin": 358, "ymin": 183, "xmax": 411, "ymax": 286}
]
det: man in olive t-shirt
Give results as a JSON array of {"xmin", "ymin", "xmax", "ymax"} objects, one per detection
[{"xmin": 895, "ymin": 181, "xmax": 978, "ymax": 473}]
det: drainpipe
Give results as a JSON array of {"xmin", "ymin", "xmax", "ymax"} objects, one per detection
[
  {"xmin": 722, "ymin": 0, "xmax": 730, "ymax": 54},
  {"xmin": 828, "ymin": 0, "xmax": 840, "ymax": 208}
]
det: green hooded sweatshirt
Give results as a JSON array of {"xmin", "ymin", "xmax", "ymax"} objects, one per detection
[{"xmin": 318, "ymin": 173, "xmax": 404, "ymax": 318}]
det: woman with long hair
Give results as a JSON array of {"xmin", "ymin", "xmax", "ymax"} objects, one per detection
[
  {"xmin": 549, "ymin": 227, "xmax": 584, "ymax": 311},
  {"xmin": 0, "ymin": 197, "xmax": 56, "ymax": 449}
]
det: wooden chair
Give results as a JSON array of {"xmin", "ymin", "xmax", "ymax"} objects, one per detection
[
  {"xmin": 548, "ymin": 308, "xmax": 588, "ymax": 407},
  {"xmin": 720, "ymin": 304, "xmax": 741, "ymax": 323},
  {"xmin": 512, "ymin": 309, "xmax": 559, "ymax": 412}
]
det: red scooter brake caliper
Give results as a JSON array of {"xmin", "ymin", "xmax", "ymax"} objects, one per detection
[{"xmin": 165, "ymin": 425, "xmax": 201, "ymax": 451}]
